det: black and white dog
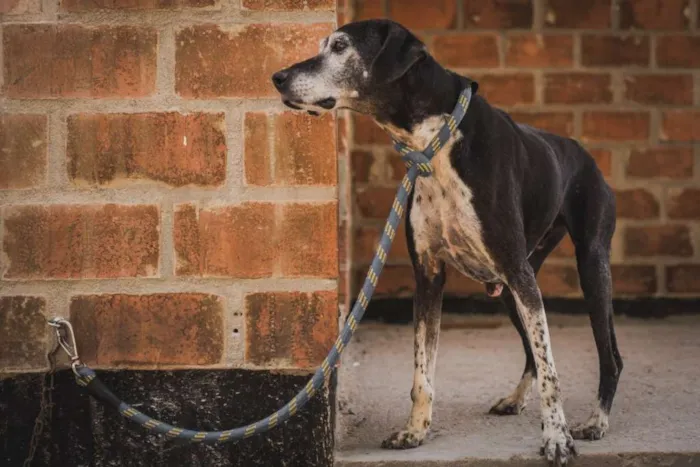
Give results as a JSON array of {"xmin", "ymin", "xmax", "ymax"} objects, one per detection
[{"xmin": 272, "ymin": 19, "xmax": 622, "ymax": 466}]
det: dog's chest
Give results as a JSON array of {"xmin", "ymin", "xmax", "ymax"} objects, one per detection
[{"xmin": 385, "ymin": 117, "xmax": 497, "ymax": 282}]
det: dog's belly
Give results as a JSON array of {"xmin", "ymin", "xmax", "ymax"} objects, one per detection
[{"xmin": 410, "ymin": 163, "xmax": 498, "ymax": 284}]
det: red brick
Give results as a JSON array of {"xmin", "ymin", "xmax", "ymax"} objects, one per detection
[
  {"xmin": 667, "ymin": 266, "xmax": 700, "ymax": 293},
  {"xmin": 624, "ymin": 225, "xmax": 692, "ymax": 257},
  {"xmin": 365, "ymin": 264, "xmax": 482, "ymax": 297},
  {"xmin": 627, "ymin": 147, "xmax": 693, "ymax": 178},
  {"xmin": 354, "ymin": 114, "xmax": 392, "ymax": 145},
  {"xmin": 432, "ymin": 34, "xmax": 500, "ymax": 68},
  {"xmin": 612, "ymin": 265, "xmax": 657, "ymax": 295},
  {"xmin": 472, "ymin": 73, "xmax": 535, "ymax": 106},
  {"xmin": 351, "ymin": 150, "xmax": 375, "ymax": 183},
  {"xmin": 0, "ymin": 0, "xmax": 40, "ymax": 14},
  {"xmin": 389, "ymin": 0, "xmax": 458, "ymax": 30},
  {"xmin": 355, "ymin": 186, "xmax": 398, "ymax": 219},
  {"xmin": 510, "ymin": 111, "xmax": 574, "ymax": 136},
  {"xmin": 354, "ymin": 223, "xmax": 409, "ymax": 264},
  {"xmin": 67, "ymin": 113, "xmax": 226, "ymax": 187},
  {"xmin": 667, "ymin": 188, "xmax": 700, "ymax": 219},
  {"xmin": 244, "ymin": 113, "xmax": 272, "ymax": 186},
  {"xmin": 275, "ymin": 113, "xmax": 337, "ymax": 185},
  {"xmin": 538, "ymin": 265, "xmax": 580, "ymax": 296},
  {"xmin": 657, "ymin": 36, "xmax": 700, "ymax": 68},
  {"xmin": 0, "ymin": 115, "xmax": 47, "ymax": 189},
  {"xmin": 0, "ymin": 297, "xmax": 47, "ymax": 370},
  {"xmin": 174, "ymin": 202, "xmax": 337, "ymax": 278},
  {"xmin": 355, "ymin": 0, "xmax": 383, "ymax": 20},
  {"xmin": 62, "ymin": 0, "xmax": 215, "ymax": 10},
  {"xmin": 615, "ymin": 189, "xmax": 659, "ymax": 219},
  {"xmin": 70, "ymin": 294, "xmax": 223, "ymax": 367},
  {"xmin": 243, "ymin": 0, "xmax": 333, "ymax": 10},
  {"xmin": 581, "ymin": 111, "xmax": 650, "ymax": 142},
  {"xmin": 3, "ymin": 25, "xmax": 156, "ymax": 98},
  {"xmin": 244, "ymin": 112, "xmax": 336, "ymax": 186},
  {"xmin": 544, "ymin": 73, "xmax": 612, "ymax": 104},
  {"xmin": 619, "ymin": 0, "xmax": 689, "ymax": 30},
  {"xmin": 589, "ymin": 149, "xmax": 612, "ymax": 177},
  {"xmin": 624, "ymin": 74, "xmax": 693, "ymax": 105},
  {"xmin": 581, "ymin": 35, "xmax": 650, "ymax": 67},
  {"xmin": 3, "ymin": 204, "xmax": 159, "ymax": 279},
  {"xmin": 660, "ymin": 110, "xmax": 700, "ymax": 142},
  {"xmin": 505, "ymin": 34, "xmax": 573, "ymax": 68},
  {"xmin": 545, "ymin": 0, "xmax": 611, "ymax": 28},
  {"xmin": 445, "ymin": 267, "xmax": 483, "ymax": 296},
  {"xmin": 464, "ymin": 0, "xmax": 533, "ymax": 29},
  {"xmin": 245, "ymin": 291, "xmax": 337, "ymax": 368},
  {"xmin": 175, "ymin": 23, "xmax": 332, "ymax": 98},
  {"xmin": 551, "ymin": 234, "xmax": 575, "ymax": 258}
]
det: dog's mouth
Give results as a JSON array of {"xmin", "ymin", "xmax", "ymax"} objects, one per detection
[{"xmin": 282, "ymin": 98, "xmax": 337, "ymax": 115}]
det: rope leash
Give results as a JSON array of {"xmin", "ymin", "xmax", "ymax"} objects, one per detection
[{"xmin": 45, "ymin": 87, "xmax": 472, "ymax": 445}]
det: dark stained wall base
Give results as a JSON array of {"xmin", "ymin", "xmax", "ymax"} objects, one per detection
[
  {"xmin": 361, "ymin": 297, "xmax": 700, "ymax": 324},
  {"xmin": 0, "ymin": 369, "xmax": 333, "ymax": 467}
]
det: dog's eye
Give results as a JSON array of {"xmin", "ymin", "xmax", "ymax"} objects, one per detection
[{"xmin": 331, "ymin": 41, "xmax": 347, "ymax": 54}]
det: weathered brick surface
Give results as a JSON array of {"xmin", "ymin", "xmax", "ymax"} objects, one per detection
[
  {"xmin": 612, "ymin": 266, "xmax": 657, "ymax": 295},
  {"xmin": 538, "ymin": 265, "xmax": 580, "ymax": 296},
  {"xmin": 510, "ymin": 111, "xmax": 574, "ymax": 136},
  {"xmin": 581, "ymin": 111, "xmax": 650, "ymax": 142},
  {"xmin": 3, "ymin": 205, "xmax": 159, "ymax": 279},
  {"xmin": 667, "ymin": 266, "xmax": 700, "ymax": 293},
  {"xmin": 624, "ymin": 225, "xmax": 693, "ymax": 257},
  {"xmin": 174, "ymin": 202, "xmax": 337, "ymax": 278},
  {"xmin": 432, "ymin": 34, "xmax": 500, "ymax": 68},
  {"xmin": 544, "ymin": 0, "xmax": 611, "ymax": 28},
  {"xmin": 61, "ymin": 0, "xmax": 215, "ymax": 11},
  {"xmin": 245, "ymin": 291, "xmax": 337, "ymax": 368},
  {"xmin": 615, "ymin": 189, "xmax": 660, "ymax": 219},
  {"xmin": 242, "ymin": 0, "xmax": 333, "ymax": 10},
  {"xmin": 0, "ymin": 115, "xmax": 47, "ymax": 190},
  {"xmin": 657, "ymin": 36, "xmax": 700, "ymax": 68},
  {"xmin": 175, "ymin": 23, "xmax": 332, "ymax": 98},
  {"xmin": 544, "ymin": 73, "xmax": 612, "ymax": 104},
  {"xmin": 388, "ymin": 0, "xmax": 458, "ymax": 30},
  {"xmin": 619, "ymin": 0, "xmax": 689, "ymax": 30},
  {"xmin": 505, "ymin": 34, "xmax": 573, "ymax": 68},
  {"xmin": 67, "ymin": 113, "xmax": 226, "ymax": 187},
  {"xmin": 660, "ymin": 110, "xmax": 700, "ymax": 142},
  {"xmin": 70, "ymin": 294, "xmax": 224, "ymax": 366},
  {"xmin": 589, "ymin": 149, "xmax": 612, "ymax": 177},
  {"xmin": 627, "ymin": 147, "xmax": 693, "ymax": 179},
  {"xmin": 463, "ymin": 0, "xmax": 533, "ymax": 29},
  {"xmin": 667, "ymin": 188, "xmax": 700, "ymax": 219},
  {"xmin": 0, "ymin": 0, "xmax": 40, "ymax": 15},
  {"xmin": 581, "ymin": 35, "xmax": 649, "ymax": 67},
  {"xmin": 0, "ymin": 297, "xmax": 47, "ymax": 370},
  {"xmin": 624, "ymin": 74, "xmax": 693, "ymax": 105},
  {"xmin": 471, "ymin": 73, "xmax": 535, "ymax": 106},
  {"xmin": 3, "ymin": 25, "xmax": 157, "ymax": 98}
]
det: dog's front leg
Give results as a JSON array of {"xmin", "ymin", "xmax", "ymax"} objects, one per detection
[
  {"xmin": 382, "ymin": 262, "xmax": 445, "ymax": 449},
  {"xmin": 507, "ymin": 264, "xmax": 577, "ymax": 465}
]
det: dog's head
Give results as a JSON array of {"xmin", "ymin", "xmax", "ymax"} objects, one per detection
[{"xmin": 271, "ymin": 19, "xmax": 427, "ymax": 115}]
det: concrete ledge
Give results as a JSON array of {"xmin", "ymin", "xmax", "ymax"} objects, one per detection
[{"xmin": 335, "ymin": 316, "xmax": 700, "ymax": 467}]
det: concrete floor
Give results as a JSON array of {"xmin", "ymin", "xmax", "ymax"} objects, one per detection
[{"xmin": 335, "ymin": 315, "xmax": 700, "ymax": 466}]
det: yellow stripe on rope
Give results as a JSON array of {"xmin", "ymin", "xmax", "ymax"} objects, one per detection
[
  {"xmin": 219, "ymin": 431, "xmax": 232, "ymax": 441},
  {"xmin": 269, "ymin": 413, "xmax": 279, "ymax": 428},
  {"xmin": 384, "ymin": 223, "xmax": 395, "ymax": 240},
  {"xmin": 290, "ymin": 398, "xmax": 298, "ymax": 416},
  {"xmin": 167, "ymin": 428, "xmax": 183, "ymax": 437},
  {"xmin": 194, "ymin": 432, "xmax": 207, "ymax": 442},
  {"xmin": 144, "ymin": 419, "xmax": 160, "ymax": 429},
  {"xmin": 244, "ymin": 424, "xmax": 256, "ymax": 438},
  {"xmin": 368, "ymin": 268, "xmax": 378, "ymax": 286}
]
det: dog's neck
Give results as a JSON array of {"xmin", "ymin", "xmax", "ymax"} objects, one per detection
[{"xmin": 371, "ymin": 57, "xmax": 474, "ymax": 149}]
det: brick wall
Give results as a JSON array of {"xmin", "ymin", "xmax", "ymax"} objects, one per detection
[
  {"xmin": 344, "ymin": 0, "xmax": 700, "ymax": 300},
  {"xmin": 0, "ymin": 1, "xmax": 339, "ymax": 378}
]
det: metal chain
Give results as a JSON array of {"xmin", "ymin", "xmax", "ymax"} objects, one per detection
[{"xmin": 22, "ymin": 334, "xmax": 60, "ymax": 467}]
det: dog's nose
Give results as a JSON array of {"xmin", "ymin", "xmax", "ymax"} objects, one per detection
[{"xmin": 271, "ymin": 71, "xmax": 289, "ymax": 91}]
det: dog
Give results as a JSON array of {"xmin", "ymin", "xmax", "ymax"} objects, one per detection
[{"xmin": 272, "ymin": 19, "xmax": 622, "ymax": 466}]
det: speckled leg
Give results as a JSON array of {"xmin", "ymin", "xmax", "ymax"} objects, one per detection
[{"xmin": 382, "ymin": 263, "xmax": 445, "ymax": 450}]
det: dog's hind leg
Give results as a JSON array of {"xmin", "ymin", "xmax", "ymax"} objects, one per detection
[
  {"xmin": 566, "ymin": 169, "xmax": 622, "ymax": 441},
  {"xmin": 490, "ymin": 223, "xmax": 567, "ymax": 416},
  {"xmin": 382, "ymin": 260, "xmax": 445, "ymax": 449}
]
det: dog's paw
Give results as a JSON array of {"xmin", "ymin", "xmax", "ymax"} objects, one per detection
[
  {"xmin": 488, "ymin": 397, "xmax": 525, "ymax": 416},
  {"xmin": 540, "ymin": 426, "xmax": 577, "ymax": 466},
  {"xmin": 381, "ymin": 430, "xmax": 424, "ymax": 449},
  {"xmin": 571, "ymin": 423, "xmax": 606, "ymax": 441}
]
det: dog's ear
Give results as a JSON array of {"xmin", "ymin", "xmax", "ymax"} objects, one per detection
[{"xmin": 370, "ymin": 22, "xmax": 426, "ymax": 85}]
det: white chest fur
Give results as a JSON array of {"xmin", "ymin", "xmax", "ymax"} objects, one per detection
[{"xmin": 382, "ymin": 116, "xmax": 498, "ymax": 282}]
